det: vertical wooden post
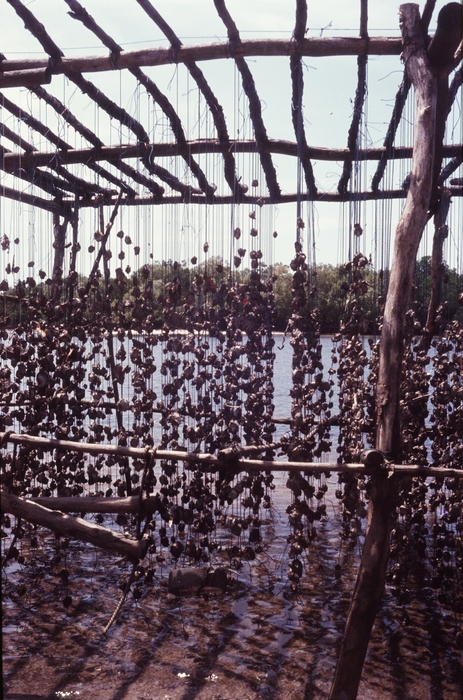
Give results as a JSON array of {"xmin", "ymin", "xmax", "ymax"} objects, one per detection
[
  {"xmin": 50, "ymin": 209, "xmax": 69, "ymax": 304},
  {"xmin": 375, "ymin": 7, "xmax": 438, "ymax": 456},
  {"xmin": 68, "ymin": 197, "xmax": 80, "ymax": 277},
  {"xmin": 329, "ymin": 5, "xmax": 437, "ymax": 699},
  {"xmin": 99, "ymin": 201, "xmax": 132, "ymax": 496}
]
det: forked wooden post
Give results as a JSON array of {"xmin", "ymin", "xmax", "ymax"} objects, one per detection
[{"xmin": 329, "ymin": 5, "xmax": 438, "ymax": 699}]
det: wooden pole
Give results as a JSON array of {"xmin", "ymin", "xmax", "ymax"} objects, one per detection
[
  {"xmin": 2, "ymin": 184, "xmax": 461, "ymax": 215},
  {"xmin": 83, "ymin": 190, "xmax": 124, "ymax": 297},
  {"xmin": 1, "ymin": 431, "xmax": 462, "ymax": 478},
  {"xmin": 1, "ymin": 490, "xmax": 148, "ymax": 559},
  {"xmin": 375, "ymin": 9, "xmax": 438, "ymax": 457},
  {"xmin": 50, "ymin": 212, "xmax": 69, "ymax": 304},
  {"xmin": 29, "ymin": 495, "xmax": 162, "ymax": 514},
  {"xmin": 329, "ymin": 5, "xmax": 438, "ymax": 699},
  {"xmin": 0, "ymin": 37, "xmax": 403, "ymax": 84},
  {"xmin": 3, "ymin": 140, "xmax": 460, "ymax": 171}
]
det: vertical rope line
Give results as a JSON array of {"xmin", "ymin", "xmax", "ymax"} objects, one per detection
[{"xmin": 296, "ymin": 59, "xmax": 303, "ymax": 248}]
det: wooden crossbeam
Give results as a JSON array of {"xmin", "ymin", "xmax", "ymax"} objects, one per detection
[
  {"xmin": 0, "ymin": 121, "xmax": 37, "ymax": 153},
  {"xmin": 290, "ymin": 0, "xmax": 317, "ymax": 199},
  {"xmin": 2, "ymin": 183, "xmax": 462, "ymax": 213},
  {"xmin": 3, "ymin": 141, "xmax": 460, "ymax": 171},
  {"xmin": 337, "ymin": 0, "xmax": 369, "ymax": 196},
  {"xmin": 135, "ymin": 0, "xmax": 246, "ymax": 201},
  {"xmin": 30, "ymin": 85, "xmax": 103, "ymax": 148},
  {"xmin": 213, "ymin": 0, "xmax": 281, "ymax": 201},
  {"xmin": 0, "ymin": 37, "xmax": 403, "ymax": 88},
  {"xmin": 1, "ymin": 490, "xmax": 149, "ymax": 559},
  {"xmin": 1, "ymin": 431, "xmax": 463, "ymax": 478}
]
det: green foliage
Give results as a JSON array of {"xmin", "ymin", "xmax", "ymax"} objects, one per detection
[
  {"xmin": 269, "ymin": 263, "xmax": 292, "ymax": 331},
  {"xmin": 314, "ymin": 264, "xmax": 344, "ymax": 334},
  {"xmin": 413, "ymin": 255, "xmax": 463, "ymax": 327},
  {"xmin": 1, "ymin": 256, "xmax": 461, "ymax": 334}
]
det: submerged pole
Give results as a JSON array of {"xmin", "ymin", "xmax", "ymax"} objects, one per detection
[{"xmin": 330, "ymin": 4, "xmax": 439, "ymax": 699}]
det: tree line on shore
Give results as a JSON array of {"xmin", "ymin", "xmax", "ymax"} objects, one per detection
[{"xmin": 1, "ymin": 255, "xmax": 462, "ymax": 335}]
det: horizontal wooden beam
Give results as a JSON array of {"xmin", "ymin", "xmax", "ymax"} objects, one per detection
[
  {"xmin": 2, "ymin": 181, "xmax": 462, "ymax": 212},
  {"xmin": 0, "ymin": 68, "xmax": 51, "ymax": 89},
  {"xmin": 0, "ymin": 183, "xmax": 64, "ymax": 213},
  {"xmin": 2, "ymin": 140, "xmax": 462, "ymax": 171},
  {"xmin": 0, "ymin": 37, "xmax": 403, "ymax": 87},
  {"xmin": 1, "ymin": 431, "xmax": 462, "ymax": 478},
  {"xmin": 2, "ymin": 182, "xmax": 462, "ymax": 212},
  {"xmin": 29, "ymin": 494, "xmax": 161, "ymax": 514},
  {"xmin": 1, "ymin": 489, "xmax": 149, "ymax": 559}
]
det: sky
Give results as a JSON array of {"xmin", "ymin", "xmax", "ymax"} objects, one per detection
[{"xmin": 1, "ymin": 0, "xmax": 462, "ymax": 282}]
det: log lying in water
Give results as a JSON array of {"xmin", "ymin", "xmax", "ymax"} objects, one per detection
[
  {"xmin": 1, "ymin": 490, "xmax": 148, "ymax": 560},
  {"xmin": 30, "ymin": 494, "xmax": 160, "ymax": 514}
]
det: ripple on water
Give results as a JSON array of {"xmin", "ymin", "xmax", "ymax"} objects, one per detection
[{"xmin": 2, "ymin": 469, "xmax": 463, "ymax": 700}]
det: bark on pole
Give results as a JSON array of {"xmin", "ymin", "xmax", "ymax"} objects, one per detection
[
  {"xmin": 50, "ymin": 211, "xmax": 69, "ymax": 303},
  {"xmin": 1, "ymin": 431, "xmax": 463, "ymax": 478},
  {"xmin": 0, "ymin": 37, "xmax": 403, "ymax": 84},
  {"xmin": 329, "ymin": 5, "xmax": 438, "ymax": 700},
  {"xmin": 29, "ymin": 495, "xmax": 162, "ymax": 514},
  {"xmin": 2, "ymin": 141, "xmax": 460, "ymax": 170},
  {"xmin": 1, "ymin": 490, "xmax": 148, "ymax": 559}
]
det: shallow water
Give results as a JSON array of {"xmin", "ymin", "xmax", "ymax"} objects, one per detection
[
  {"xmin": 2, "ymin": 335, "xmax": 462, "ymax": 699},
  {"xmin": 2, "ymin": 473, "xmax": 463, "ymax": 700}
]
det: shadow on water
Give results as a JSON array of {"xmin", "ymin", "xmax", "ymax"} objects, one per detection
[{"xmin": 2, "ymin": 475, "xmax": 463, "ymax": 700}]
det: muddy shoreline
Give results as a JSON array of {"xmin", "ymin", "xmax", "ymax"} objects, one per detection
[{"xmin": 3, "ymin": 496, "xmax": 462, "ymax": 700}]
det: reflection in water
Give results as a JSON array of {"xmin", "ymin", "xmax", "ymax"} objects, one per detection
[
  {"xmin": 2, "ymin": 478, "xmax": 463, "ymax": 700},
  {"xmin": 2, "ymin": 337, "xmax": 462, "ymax": 699}
]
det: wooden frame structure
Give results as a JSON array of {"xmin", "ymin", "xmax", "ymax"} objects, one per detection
[
  {"xmin": 1, "ymin": 2, "xmax": 462, "ymax": 700},
  {"xmin": 1, "ymin": 0, "xmax": 461, "ymax": 212}
]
